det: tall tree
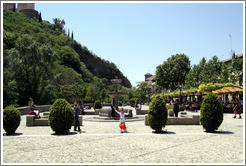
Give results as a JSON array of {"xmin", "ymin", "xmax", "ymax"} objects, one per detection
[
  {"xmin": 201, "ymin": 56, "xmax": 224, "ymax": 84},
  {"xmin": 229, "ymin": 52, "xmax": 243, "ymax": 86},
  {"xmin": 156, "ymin": 54, "xmax": 191, "ymax": 91},
  {"xmin": 52, "ymin": 18, "xmax": 66, "ymax": 33},
  {"xmin": 38, "ymin": 12, "xmax": 42, "ymax": 22},
  {"xmin": 10, "ymin": 34, "xmax": 55, "ymax": 106}
]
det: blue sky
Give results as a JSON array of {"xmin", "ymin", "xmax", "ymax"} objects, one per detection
[{"xmin": 35, "ymin": 2, "xmax": 244, "ymax": 87}]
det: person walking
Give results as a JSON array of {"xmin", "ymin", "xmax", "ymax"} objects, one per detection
[
  {"xmin": 74, "ymin": 103, "xmax": 81, "ymax": 132},
  {"xmin": 173, "ymin": 98, "xmax": 180, "ymax": 117},
  {"xmin": 114, "ymin": 107, "xmax": 130, "ymax": 133}
]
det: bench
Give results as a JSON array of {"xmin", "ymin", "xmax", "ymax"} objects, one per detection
[
  {"xmin": 26, "ymin": 115, "xmax": 83, "ymax": 126},
  {"xmin": 144, "ymin": 114, "xmax": 200, "ymax": 125}
]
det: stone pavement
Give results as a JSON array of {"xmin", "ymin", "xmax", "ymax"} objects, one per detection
[{"xmin": 2, "ymin": 106, "xmax": 245, "ymax": 164}]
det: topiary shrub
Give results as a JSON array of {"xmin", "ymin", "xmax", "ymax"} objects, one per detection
[
  {"xmin": 48, "ymin": 99, "xmax": 74, "ymax": 134},
  {"xmin": 93, "ymin": 100, "xmax": 102, "ymax": 109},
  {"xmin": 3, "ymin": 105, "xmax": 21, "ymax": 135},
  {"xmin": 200, "ymin": 93, "xmax": 223, "ymax": 132},
  {"xmin": 147, "ymin": 94, "xmax": 168, "ymax": 133}
]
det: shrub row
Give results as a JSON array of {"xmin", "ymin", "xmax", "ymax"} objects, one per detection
[{"xmin": 3, "ymin": 93, "xmax": 224, "ymax": 135}]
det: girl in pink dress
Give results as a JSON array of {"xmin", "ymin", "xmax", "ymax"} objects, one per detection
[{"xmin": 114, "ymin": 107, "xmax": 130, "ymax": 133}]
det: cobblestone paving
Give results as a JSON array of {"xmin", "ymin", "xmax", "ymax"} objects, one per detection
[{"xmin": 2, "ymin": 107, "xmax": 244, "ymax": 164}]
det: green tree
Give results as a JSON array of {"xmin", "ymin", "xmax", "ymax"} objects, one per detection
[
  {"xmin": 10, "ymin": 34, "xmax": 55, "ymax": 106},
  {"xmin": 52, "ymin": 65, "xmax": 84, "ymax": 103},
  {"xmin": 100, "ymin": 88, "xmax": 107, "ymax": 103},
  {"xmin": 201, "ymin": 56, "xmax": 224, "ymax": 84},
  {"xmin": 229, "ymin": 52, "xmax": 243, "ymax": 86},
  {"xmin": 59, "ymin": 46, "xmax": 82, "ymax": 74},
  {"xmin": 38, "ymin": 12, "xmax": 42, "ymax": 23},
  {"xmin": 135, "ymin": 81, "xmax": 151, "ymax": 104},
  {"xmin": 53, "ymin": 18, "xmax": 66, "ymax": 32},
  {"xmin": 3, "ymin": 31, "xmax": 19, "ymax": 107},
  {"xmin": 156, "ymin": 54, "xmax": 190, "ymax": 91}
]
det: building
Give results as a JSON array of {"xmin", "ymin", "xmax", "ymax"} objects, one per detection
[
  {"xmin": 222, "ymin": 52, "xmax": 243, "ymax": 67},
  {"xmin": 144, "ymin": 73, "xmax": 156, "ymax": 96},
  {"xmin": 3, "ymin": 3, "xmax": 38, "ymax": 19}
]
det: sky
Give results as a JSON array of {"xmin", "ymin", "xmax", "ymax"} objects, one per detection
[{"xmin": 34, "ymin": 1, "xmax": 244, "ymax": 87}]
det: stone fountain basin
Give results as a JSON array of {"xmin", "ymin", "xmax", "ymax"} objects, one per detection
[{"xmin": 98, "ymin": 107, "xmax": 133, "ymax": 117}]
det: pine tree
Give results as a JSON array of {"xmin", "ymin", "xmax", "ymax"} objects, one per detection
[
  {"xmin": 68, "ymin": 28, "xmax": 70, "ymax": 38},
  {"xmin": 39, "ymin": 12, "xmax": 42, "ymax": 22},
  {"xmin": 71, "ymin": 31, "xmax": 74, "ymax": 40}
]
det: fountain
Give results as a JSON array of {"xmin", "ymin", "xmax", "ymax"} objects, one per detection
[
  {"xmin": 98, "ymin": 76, "xmax": 132, "ymax": 118},
  {"xmin": 83, "ymin": 76, "xmax": 143, "ymax": 122}
]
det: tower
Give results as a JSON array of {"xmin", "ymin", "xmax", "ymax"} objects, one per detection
[
  {"xmin": 3, "ymin": 3, "xmax": 16, "ymax": 12},
  {"xmin": 17, "ymin": 3, "xmax": 35, "ymax": 12}
]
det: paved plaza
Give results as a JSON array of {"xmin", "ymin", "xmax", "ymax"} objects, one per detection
[{"xmin": 2, "ymin": 106, "xmax": 245, "ymax": 164}]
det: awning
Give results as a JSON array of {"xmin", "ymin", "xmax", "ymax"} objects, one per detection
[{"xmin": 212, "ymin": 86, "xmax": 243, "ymax": 94}]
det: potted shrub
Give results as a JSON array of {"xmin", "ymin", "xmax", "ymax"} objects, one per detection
[
  {"xmin": 3, "ymin": 105, "xmax": 21, "ymax": 135},
  {"xmin": 200, "ymin": 93, "xmax": 223, "ymax": 132},
  {"xmin": 48, "ymin": 99, "xmax": 74, "ymax": 134},
  {"xmin": 147, "ymin": 94, "xmax": 168, "ymax": 133},
  {"xmin": 93, "ymin": 100, "xmax": 102, "ymax": 109}
]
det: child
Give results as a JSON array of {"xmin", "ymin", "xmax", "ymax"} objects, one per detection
[{"xmin": 114, "ymin": 107, "xmax": 130, "ymax": 133}]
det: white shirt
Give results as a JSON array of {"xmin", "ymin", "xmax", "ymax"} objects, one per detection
[{"xmin": 115, "ymin": 110, "xmax": 129, "ymax": 123}]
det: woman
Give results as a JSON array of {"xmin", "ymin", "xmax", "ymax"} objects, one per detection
[{"xmin": 233, "ymin": 98, "xmax": 242, "ymax": 119}]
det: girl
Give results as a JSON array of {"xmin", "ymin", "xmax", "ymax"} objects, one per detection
[{"xmin": 114, "ymin": 107, "xmax": 130, "ymax": 133}]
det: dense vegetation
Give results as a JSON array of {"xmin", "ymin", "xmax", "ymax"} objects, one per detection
[
  {"xmin": 154, "ymin": 53, "xmax": 243, "ymax": 96},
  {"xmin": 3, "ymin": 11, "xmax": 131, "ymax": 107}
]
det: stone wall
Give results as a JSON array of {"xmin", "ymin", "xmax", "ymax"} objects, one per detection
[
  {"xmin": 17, "ymin": 105, "xmax": 51, "ymax": 115},
  {"xmin": 19, "ymin": 9, "xmax": 39, "ymax": 19},
  {"xmin": 3, "ymin": 3, "xmax": 16, "ymax": 11},
  {"xmin": 144, "ymin": 114, "xmax": 200, "ymax": 125}
]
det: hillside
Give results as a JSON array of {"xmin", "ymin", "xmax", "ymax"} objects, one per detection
[
  {"xmin": 3, "ymin": 11, "xmax": 131, "ymax": 107},
  {"xmin": 3, "ymin": 11, "xmax": 131, "ymax": 88}
]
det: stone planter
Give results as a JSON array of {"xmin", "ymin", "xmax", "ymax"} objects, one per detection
[{"xmin": 95, "ymin": 109, "xmax": 101, "ymax": 115}]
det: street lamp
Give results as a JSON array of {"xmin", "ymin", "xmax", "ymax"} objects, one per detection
[{"xmin": 179, "ymin": 84, "xmax": 182, "ymax": 104}]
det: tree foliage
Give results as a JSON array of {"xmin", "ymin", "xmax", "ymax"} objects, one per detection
[
  {"xmin": 229, "ymin": 52, "xmax": 243, "ymax": 86},
  {"xmin": 3, "ymin": 11, "xmax": 131, "ymax": 106},
  {"xmin": 156, "ymin": 54, "xmax": 190, "ymax": 91}
]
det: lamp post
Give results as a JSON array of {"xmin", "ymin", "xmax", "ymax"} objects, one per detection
[{"xmin": 179, "ymin": 84, "xmax": 182, "ymax": 104}]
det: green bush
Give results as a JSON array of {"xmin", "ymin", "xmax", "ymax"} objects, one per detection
[
  {"xmin": 3, "ymin": 105, "xmax": 21, "ymax": 135},
  {"xmin": 48, "ymin": 99, "xmax": 74, "ymax": 134},
  {"xmin": 179, "ymin": 106, "xmax": 184, "ymax": 111},
  {"xmin": 147, "ymin": 94, "xmax": 168, "ymax": 133},
  {"xmin": 200, "ymin": 93, "xmax": 223, "ymax": 132},
  {"xmin": 166, "ymin": 104, "xmax": 173, "ymax": 110},
  {"xmin": 93, "ymin": 100, "xmax": 102, "ymax": 109}
]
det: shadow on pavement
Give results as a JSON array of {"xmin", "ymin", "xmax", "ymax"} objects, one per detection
[
  {"xmin": 207, "ymin": 131, "xmax": 234, "ymax": 134},
  {"xmin": 152, "ymin": 131, "xmax": 176, "ymax": 134},
  {"xmin": 3, "ymin": 133, "xmax": 23, "ymax": 136},
  {"xmin": 51, "ymin": 131, "xmax": 81, "ymax": 136}
]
